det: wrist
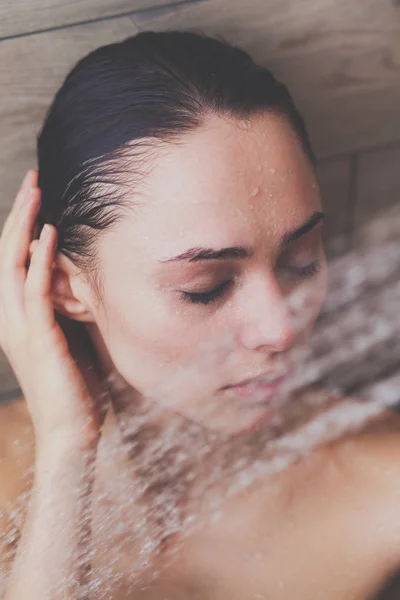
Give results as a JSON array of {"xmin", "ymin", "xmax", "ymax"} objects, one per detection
[
  {"xmin": 35, "ymin": 426, "xmax": 100, "ymax": 459},
  {"xmin": 33, "ymin": 433, "xmax": 98, "ymax": 500}
]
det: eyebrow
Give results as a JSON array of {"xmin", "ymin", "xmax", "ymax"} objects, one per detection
[{"xmin": 159, "ymin": 211, "xmax": 325, "ymax": 264}]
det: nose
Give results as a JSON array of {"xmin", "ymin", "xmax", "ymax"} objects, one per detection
[{"xmin": 237, "ymin": 273, "xmax": 297, "ymax": 352}]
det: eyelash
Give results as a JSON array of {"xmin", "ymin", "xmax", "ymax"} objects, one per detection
[
  {"xmin": 181, "ymin": 279, "xmax": 234, "ymax": 306},
  {"xmin": 181, "ymin": 260, "xmax": 322, "ymax": 306}
]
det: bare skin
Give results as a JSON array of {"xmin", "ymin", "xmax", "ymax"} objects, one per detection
[
  {"xmin": 1, "ymin": 114, "xmax": 400, "ymax": 599},
  {"xmin": 1, "ymin": 397, "xmax": 400, "ymax": 599}
]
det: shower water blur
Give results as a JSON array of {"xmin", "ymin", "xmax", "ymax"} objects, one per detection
[{"xmin": 1, "ymin": 205, "xmax": 399, "ymax": 598}]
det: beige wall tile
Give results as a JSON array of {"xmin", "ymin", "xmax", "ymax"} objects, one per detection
[
  {"xmin": 132, "ymin": 0, "xmax": 400, "ymax": 159},
  {"xmin": 0, "ymin": 17, "xmax": 138, "ymax": 218},
  {"xmin": 355, "ymin": 144, "xmax": 400, "ymax": 228},
  {"xmin": 316, "ymin": 157, "xmax": 352, "ymax": 257},
  {"xmin": 0, "ymin": 0, "xmax": 170, "ymax": 38},
  {"xmin": 0, "ymin": 211, "xmax": 9, "ymax": 235}
]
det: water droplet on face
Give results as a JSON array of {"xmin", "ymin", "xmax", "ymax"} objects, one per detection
[
  {"xmin": 269, "ymin": 167, "xmax": 276, "ymax": 175},
  {"xmin": 256, "ymin": 165, "xmax": 262, "ymax": 173},
  {"xmin": 238, "ymin": 118, "xmax": 252, "ymax": 130},
  {"xmin": 249, "ymin": 187, "xmax": 260, "ymax": 198}
]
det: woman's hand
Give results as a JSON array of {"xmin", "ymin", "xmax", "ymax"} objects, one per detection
[
  {"xmin": 0, "ymin": 169, "xmax": 111, "ymax": 599},
  {"xmin": 0, "ymin": 169, "xmax": 107, "ymax": 447}
]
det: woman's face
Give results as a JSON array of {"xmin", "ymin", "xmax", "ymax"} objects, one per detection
[{"xmin": 86, "ymin": 112, "xmax": 327, "ymax": 435}]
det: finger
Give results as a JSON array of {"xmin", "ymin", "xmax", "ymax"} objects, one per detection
[
  {"xmin": 7, "ymin": 187, "xmax": 41, "ymax": 269},
  {"xmin": 0, "ymin": 187, "xmax": 42, "ymax": 325},
  {"xmin": 0, "ymin": 185, "xmax": 40, "ymax": 271},
  {"xmin": 25, "ymin": 224, "xmax": 62, "ymax": 350},
  {"xmin": 25, "ymin": 239, "xmax": 40, "ymax": 269},
  {"xmin": 29, "ymin": 239, "xmax": 40, "ymax": 256},
  {"xmin": 0, "ymin": 170, "xmax": 37, "ymax": 239}
]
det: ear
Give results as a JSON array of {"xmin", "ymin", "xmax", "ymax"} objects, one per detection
[{"xmin": 49, "ymin": 251, "xmax": 97, "ymax": 323}]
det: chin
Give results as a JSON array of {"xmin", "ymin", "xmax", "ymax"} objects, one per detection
[{"xmin": 221, "ymin": 404, "xmax": 277, "ymax": 437}]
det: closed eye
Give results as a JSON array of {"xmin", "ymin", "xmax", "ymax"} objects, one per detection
[
  {"xmin": 279, "ymin": 261, "xmax": 321, "ymax": 278},
  {"xmin": 180, "ymin": 279, "xmax": 234, "ymax": 305},
  {"xmin": 179, "ymin": 261, "xmax": 321, "ymax": 307}
]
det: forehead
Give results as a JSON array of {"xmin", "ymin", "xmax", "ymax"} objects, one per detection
[{"xmin": 104, "ymin": 113, "xmax": 320, "ymax": 259}]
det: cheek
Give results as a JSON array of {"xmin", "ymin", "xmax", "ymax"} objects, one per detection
[
  {"xmin": 288, "ymin": 268, "xmax": 328, "ymax": 335},
  {"xmin": 99, "ymin": 289, "xmax": 213, "ymax": 394},
  {"xmin": 315, "ymin": 264, "xmax": 328, "ymax": 310},
  {"xmin": 310, "ymin": 268, "xmax": 327, "ymax": 317}
]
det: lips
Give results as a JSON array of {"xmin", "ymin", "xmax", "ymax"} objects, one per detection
[
  {"xmin": 224, "ymin": 372, "xmax": 284, "ymax": 388},
  {"xmin": 222, "ymin": 374, "xmax": 286, "ymax": 399}
]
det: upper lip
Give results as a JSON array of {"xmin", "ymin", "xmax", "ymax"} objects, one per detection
[{"xmin": 224, "ymin": 372, "xmax": 286, "ymax": 389}]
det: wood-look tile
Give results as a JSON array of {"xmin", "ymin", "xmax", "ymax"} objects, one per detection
[
  {"xmin": 355, "ymin": 144, "xmax": 400, "ymax": 228},
  {"xmin": 131, "ymin": 0, "xmax": 208, "ymax": 25},
  {"xmin": 0, "ymin": 0, "xmax": 170, "ymax": 38},
  {"xmin": 316, "ymin": 157, "xmax": 352, "ymax": 258},
  {"xmin": 0, "ymin": 18, "xmax": 138, "ymax": 217},
  {"xmin": 0, "ymin": 211, "xmax": 9, "ymax": 236},
  {"xmin": 132, "ymin": 0, "xmax": 400, "ymax": 159}
]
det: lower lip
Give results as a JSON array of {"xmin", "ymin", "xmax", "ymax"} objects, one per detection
[{"xmin": 222, "ymin": 376, "xmax": 286, "ymax": 399}]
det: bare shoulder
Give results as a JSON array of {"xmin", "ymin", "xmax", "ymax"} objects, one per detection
[
  {"xmin": 330, "ymin": 404, "xmax": 400, "ymax": 485},
  {"xmin": 340, "ymin": 406, "xmax": 400, "ymax": 465},
  {"xmin": 306, "ymin": 406, "xmax": 400, "ymax": 582},
  {"xmin": 356, "ymin": 406, "xmax": 400, "ymax": 437},
  {"xmin": 330, "ymin": 406, "xmax": 400, "ymax": 553}
]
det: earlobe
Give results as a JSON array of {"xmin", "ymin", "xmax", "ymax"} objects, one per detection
[
  {"xmin": 50, "ymin": 255, "xmax": 96, "ymax": 323},
  {"xmin": 53, "ymin": 298, "xmax": 95, "ymax": 323}
]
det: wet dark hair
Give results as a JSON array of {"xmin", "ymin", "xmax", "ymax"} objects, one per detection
[{"xmin": 37, "ymin": 29, "xmax": 315, "ymax": 302}]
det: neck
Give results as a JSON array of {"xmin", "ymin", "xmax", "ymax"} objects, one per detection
[{"xmin": 85, "ymin": 322, "xmax": 116, "ymax": 381}]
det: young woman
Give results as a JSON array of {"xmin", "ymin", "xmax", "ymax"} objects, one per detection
[{"xmin": 0, "ymin": 31, "xmax": 400, "ymax": 600}]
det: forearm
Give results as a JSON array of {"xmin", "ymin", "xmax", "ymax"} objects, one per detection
[{"xmin": 3, "ymin": 436, "xmax": 98, "ymax": 600}]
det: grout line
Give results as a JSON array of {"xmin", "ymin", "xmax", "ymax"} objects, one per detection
[
  {"xmin": 130, "ymin": 0, "xmax": 207, "ymax": 30},
  {"xmin": 0, "ymin": 4, "xmax": 398, "ymax": 163},
  {"xmin": 0, "ymin": 0, "xmax": 198, "ymax": 42},
  {"xmin": 316, "ymin": 136, "xmax": 400, "ymax": 165},
  {"xmin": 0, "ymin": 12, "xmax": 137, "ymax": 42},
  {"xmin": 0, "ymin": 13, "xmax": 136, "ymax": 42}
]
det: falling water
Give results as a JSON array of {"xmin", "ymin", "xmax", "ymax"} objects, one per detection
[{"xmin": 0, "ymin": 204, "xmax": 399, "ymax": 598}]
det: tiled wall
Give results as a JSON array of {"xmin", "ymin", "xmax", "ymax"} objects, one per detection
[{"xmin": 1, "ymin": 0, "xmax": 399, "ymax": 399}]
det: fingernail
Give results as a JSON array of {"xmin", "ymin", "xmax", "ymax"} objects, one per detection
[
  {"xmin": 27, "ymin": 187, "xmax": 38, "ymax": 206},
  {"xmin": 40, "ymin": 224, "xmax": 51, "ymax": 241}
]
